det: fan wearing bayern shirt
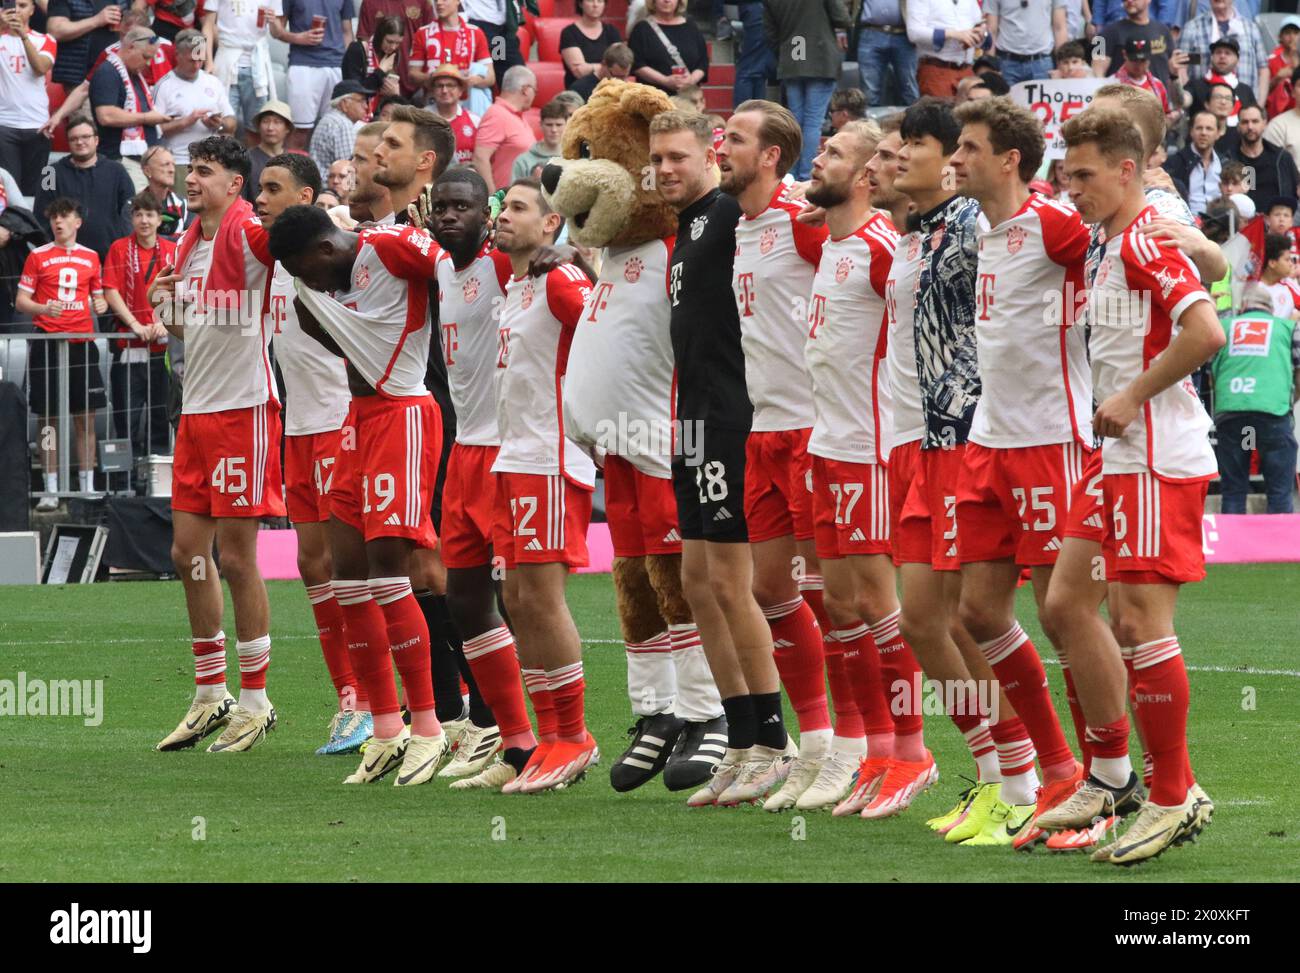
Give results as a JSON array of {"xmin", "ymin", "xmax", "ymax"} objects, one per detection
[
  {"xmin": 1047, "ymin": 108, "xmax": 1224, "ymax": 867},
  {"xmin": 146, "ymin": 136, "xmax": 285, "ymax": 757},
  {"xmin": 269, "ymin": 206, "xmax": 453, "ymax": 787},
  {"xmin": 796, "ymin": 120, "xmax": 939, "ymax": 821},
  {"xmin": 16, "ymin": 197, "xmax": 108, "ymax": 506},
  {"xmin": 407, "ymin": 0, "xmax": 494, "ymax": 111},
  {"xmin": 718, "ymin": 101, "xmax": 825, "ymax": 804},
  {"xmin": 426, "ymin": 167, "xmax": 529, "ymax": 788},
  {"xmin": 489, "ymin": 178, "xmax": 599, "ymax": 795},
  {"xmin": 0, "ymin": 0, "xmax": 57, "ymax": 200},
  {"xmin": 949, "ymin": 97, "xmax": 1092, "ymax": 850},
  {"xmin": 888, "ymin": 99, "xmax": 1013, "ymax": 846},
  {"xmin": 255, "ymin": 152, "xmax": 373, "ymax": 759}
]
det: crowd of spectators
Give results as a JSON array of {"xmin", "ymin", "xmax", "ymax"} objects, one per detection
[{"xmin": 0, "ymin": 0, "xmax": 1296, "ymax": 508}]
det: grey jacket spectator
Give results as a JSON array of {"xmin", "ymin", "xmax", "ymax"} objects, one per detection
[{"xmin": 763, "ymin": 0, "xmax": 851, "ymax": 81}]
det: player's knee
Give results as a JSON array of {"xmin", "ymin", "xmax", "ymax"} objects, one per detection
[
  {"xmin": 956, "ymin": 596, "xmax": 998, "ymax": 641},
  {"xmin": 217, "ymin": 546, "xmax": 257, "ymax": 585},
  {"xmin": 900, "ymin": 608, "xmax": 939, "ymax": 648},
  {"xmin": 1110, "ymin": 613, "xmax": 1142, "ymax": 650},
  {"xmin": 822, "ymin": 588, "xmax": 859, "ymax": 630},
  {"xmin": 709, "ymin": 572, "xmax": 751, "ymax": 615}
]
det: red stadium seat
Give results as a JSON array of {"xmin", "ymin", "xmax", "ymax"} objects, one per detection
[
  {"xmin": 46, "ymin": 79, "xmax": 70, "ymax": 153},
  {"xmin": 531, "ymin": 17, "xmax": 577, "ymax": 62},
  {"xmin": 533, "ymin": 0, "xmax": 557, "ymax": 16},
  {"xmin": 517, "ymin": 23, "xmax": 533, "ymax": 60},
  {"xmin": 523, "ymin": 107, "xmax": 543, "ymax": 141},
  {"xmin": 528, "ymin": 61, "xmax": 567, "ymax": 106}
]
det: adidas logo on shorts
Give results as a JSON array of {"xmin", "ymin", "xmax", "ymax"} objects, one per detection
[
  {"xmin": 1084, "ymin": 514, "xmax": 1105, "ymax": 529},
  {"xmin": 712, "ymin": 508, "xmax": 733, "ymax": 521},
  {"xmin": 849, "ymin": 527, "xmax": 867, "ymax": 542},
  {"xmin": 524, "ymin": 538, "xmax": 544, "ymax": 552},
  {"xmin": 663, "ymin": 528, "xmax": 682, "ymax": 543},
  {"xmin": 945, "ymin": 543, "xmax": 957, "ymax": 557},
  {"xmin": 232, "ymin": 495, "xmax": 249, "ymax": 508},
  {"xmin": 385, "ymin": 513, "xmax": 401, "ymax": 526},
  {"xmin": 1117, "ymin": 542, "xmax": 1133, "ymax": 558},
  {"xmin": 1042, "ymin": 537, "xmax": 1062, "ymax": 552}
]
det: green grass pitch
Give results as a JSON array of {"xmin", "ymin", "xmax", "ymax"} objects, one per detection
[{"xmin": 0, "ymin": 565, "xmax": 1296, "ymax": 883}]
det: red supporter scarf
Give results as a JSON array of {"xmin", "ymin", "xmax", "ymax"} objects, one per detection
[{"xmin": 174, "ymin": 196, "xmax": 256, "ymax": 311}]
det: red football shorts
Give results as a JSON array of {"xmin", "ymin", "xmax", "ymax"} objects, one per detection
[
  {"xmin": 1063, "ymin": 447, "xmax": 1106, "ymax": 545},
  {"xmin": 898, "ymin": 444, "xmax": 964, "ymax": 571},
  {"xmin": 956, "ymin": 441, "xmax": 1093, "ymax": 566},
  {"xmin": 603, "ymin": 455, "xmax": 682, "ymax": 558},
  {"xmin": 440, "ymin": 443, "xmax": 513, "ymax": 569},
  {"xmin": 330, "ymin": 394, "xmax": 440, "ymax": 548},
  {"xmin": 284, "ymin": 428, "xmax": 344, "ymax": 524},
  {"xmin": 495, "ymin": 472, "xmax": 594, "ymax": 569},
  {"xmin": 887, "ymin": 438, "xmax": 922, "ymax": 566},
  {"xmin": 744, "ymin": 428, "xmax": 814, "ymax": 544},
  {"xmin": 173, "ymin": 401, "xmax": 286, "ymax": 519},
  {"xmin": 1101, "ymin": 470, "xmax": 1208, "ymax": 585},
  {"xmin": 810, "ymin": 455, "xmax": 892, "ymax": 560}
]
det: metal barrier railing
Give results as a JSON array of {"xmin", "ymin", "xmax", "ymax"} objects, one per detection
[{"xmin": 0, "ymin": 331, "xmax": 175, "ymax": 502}]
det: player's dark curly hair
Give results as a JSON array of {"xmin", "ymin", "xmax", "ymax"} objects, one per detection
[
  {"xmin": 900, "ymin": 97, "xmax": 961, "ymax": 155},
  {"xmin": 265, "ymin": 152, "xmax": 322, "ymax": 201},
  {"xmin": 267, "ymin": 204, "xmax": 335, "ymax": 263},
  {"xmin": 1264, "ymin": 232, "xmax": 1293, "ymax": 266},
  {"xmin": 436, "ymin": 167, "xmax": 490, "ymax": 208},
  {"xmin": 189, "ymin": 135, "xmax": 251, "ymax": 181}
]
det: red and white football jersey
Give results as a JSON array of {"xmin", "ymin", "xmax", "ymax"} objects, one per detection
[
  {"xmin": 492, "ymin": 264, "xmax": 597, "ymax": 487},
  {"xmin": 176, "ymin": 220, "xmax": 276, "ymax": 414},
  {"xmin": 970, "ymin": 195, "xmax": 1093, "ymax": 450},
  {"xmin": 883, "ymin": 229, "xmax": 926, "ymax": 449},
  {"xmin": 409, "ymin": 15, "xmax": 490, "ymax": 73},
  {"xmin": 448, "ymin": 105, "xmax": 480, "ymax": 166},
  {"xmin": 733, "ymin": 183, "xmax": 828, "ymax": 431},
  {"xmin": 564, "ymin": 239, "xmax": 675, "ymax": 478},
  {"xmin": 0, "ymin": 31, "xmax": 57, "ymax": 129},
  {"xmin": 436, "ymin": 243, "xmax": 512, "ymax": 446},
  {"xmin": 804, "ymin": 212, "xmax": 898, "ymax": 465},
  {"xmin": 1088, "ymin": 206, "xmax": 1217, "ymax": 481},
  {"xmin": 19, "ymin": 243, "xmax": 102, "ymax": 335},
  {"xmin": 293, "ymin": 224, "xmax": 441, "ymax": 398},
  {"xmin": 269, "ymin": 262, "xmax": 350, "ymax": 436}
]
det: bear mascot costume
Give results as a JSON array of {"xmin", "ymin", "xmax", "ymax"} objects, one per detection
[{"xmin": 540, "ymin": 79, "xmax": 727, "ymax": 793}]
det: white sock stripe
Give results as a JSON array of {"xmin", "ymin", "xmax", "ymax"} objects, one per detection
[
  {"xmin": 1132, "ymin": 636, "xmax": 1181, "ymax": 670},
  {"xmin": 193, "ymin": 630, "xmax": 225, "ymax": 647},
  {"xmin": 194, "ymin": 656, "xmax": 227, "ymax": 675},
  {"xmin": 979, "ymin": 624, "xmax": 1028, "ymax": 665},
  {"xmin": 1119, "ymin": 644, "xmax": 1136, "ymax": 662},
  {"xmin": 626, "ymin": 638, "xmax": 673, "ymax": 653},
  {"xmin": 797, "ymin": 574, "xmax": 824, "ymax": 592},
  {"xmin": 761, "ymin": 596, "xmax": 805, "ymax": 621},
  {"xmin": 868, "ymin": 610, "xmax": 901, "ymax": 642},
  {"xmin": 829, "ymin": 624, "xmax": 870, "ymax": 642},
  {"xmin": 463, "ymin": 626, "xmax": 514, "ymax": 652},
  {"xmin": 305, "ymin": 581, "xmax": 334, "ymax": 605},
  {"xmin": 238, "ymin": 651, "xmax": 271, "ymax": 672},
  {"xmin": 963, "ymin": 724, "xmax": 993, "ymax": 748},
  {"xmin": 995, "ymin": 740, "xmax": 1037, "ymax": 763},
  {"xmin": 235, "ymin": 635, "xmax": 270, "ymax": 653},
  {"xmin": 546, "ymin": 663, "xmax": 584, "ymax": 689},
  {"xmin": 369, "ymin": 577, "xmax": 412, "ymax": 605}
]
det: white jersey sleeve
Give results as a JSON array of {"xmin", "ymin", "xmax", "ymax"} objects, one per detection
[
  {"xmin": 436, "ymin": 245, "xmax": 513, "ymax": 446},
  {"xmin": 733, "ymin": 186, "xmax": 828, "ymax": 431},
  {"xmin": 491, "ymin": 264, "xmax": 598, "ymax": 486},
  {"xmin": 969, "ymin": 196, "xmax": 1094, "ymax": 449},
  {"xmin": 805, "ymin": 212, "xmax": 899, "ymax": 464},
  {"xmin": 269, "ymin": 262, "xmax": 350, "ymax": 436},
  {"xmin": 883, "ymin": 229, "xmax": 926, "ymax": 449},
  {"xmin": 563, "ymin": 239, "xmax": 675, "ymax": 478}
]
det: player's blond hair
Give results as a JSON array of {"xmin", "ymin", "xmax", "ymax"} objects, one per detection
[
  {"xmin": 1061, "ymin": 106, "xmax": 1146, "ymax": 167},
  {"xmin": 1093, "ymin": 83, "xmax": 1166, "ymax": 163},
  {"xmin": 649, "ymin": 110, "xmax": 714, "ymax": 146},
  {"xmin": 839, "ymin": 119, "xmax": 884, "ymax": 164}
]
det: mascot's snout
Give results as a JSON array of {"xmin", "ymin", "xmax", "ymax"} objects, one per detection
[{"xmin": 540, "ymin": 157, "xmax": 638, "ymax": 245}]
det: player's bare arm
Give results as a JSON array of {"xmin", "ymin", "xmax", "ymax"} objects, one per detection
[
  {"xmin": 148, "ymin": 264, "xmax": 185, "ymax": 338},
  {"xmin": 1093, "ymin": 300, "xmax": 1226, "ymax": 438},
  {"xmin": 1136, "ymin": 217, "xmax": 1229, "ymax": 282},
  {"xmin": 526, "ymin": 243, "xmax": 597, "ymax": 282}
]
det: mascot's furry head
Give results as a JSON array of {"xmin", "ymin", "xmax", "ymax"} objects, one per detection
[{"xmin": 540, "ymin": 78, "xmax": 678, "ymax": 249}]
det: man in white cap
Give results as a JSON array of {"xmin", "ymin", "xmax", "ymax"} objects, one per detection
[{"xmin": 243, "ymin": 99, "xmax": 294, "ymax": 203}]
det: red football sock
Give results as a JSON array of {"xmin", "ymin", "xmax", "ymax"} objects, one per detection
[
  {"xmin": 833, "ymin": 623, "xmax": 894, "ymax": 757},
  {"xmin": 307, "ymin": 582, "xmax": 359, "ymax": 709},
  {"xmin": 1060, "ymin": 661, "xmax": 1091, "ymax": 776},
  {"xmin": 547, "ymin": 661, "xmax": 587, "ymax": 742},
  {"xmin": 869, "ymin": 610, "xmax": 925, "ymax": 738},
  {"xmin": 978, "ymin": 624, "xmax": 1075, "ymax": 779},
  {"xmin": 1122, "ymin": 647, "xmax": 1154, "ymax": 789},
  {"xmin": 235, "ymin": 635, "xmax": 271, "ymax": 692},
  {"xmin": 989, "ymin": 715, "xmax": 1037, "ymax": 777},
  {"xmin": 370, "ymin": 577, "xmax": 440, "ymax": 739},
  {"xmin": 822, "ymin": 632, "xmax": 865, "ymax": 740},
  {"xmin": 335, "ymin": 580, "xmax": 402, "ymax": 737},
  {"xmin": 1130, "ymin": 637, "xmax": 1191, "ymax": 806},
  {"xmin": 523, "ymin": 668, "xmax": 558, "ymax": 742},
  {"xmin": 763, "ymin": 596, "xmax": 830, "ymax": 733},
  {"xmin": 799, "ymin": 575, "xmax": 832, "ymax": 631},
  {"xmin": 192, "ymin": 632, "xmax": 226, "ymax": 688},
  {"xmin": 463, "ymin": 625, "xmax": 535, "ymax": 749}
]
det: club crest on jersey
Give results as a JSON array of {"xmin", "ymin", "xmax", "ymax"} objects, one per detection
[
  {"xmin": 624, "ymin": 257, "xmax": 644, "ymax": 283},
  {"xmin": 521, "ymin": 278, "xmax": 535, "ymax": 309},
  {"xmin": 1153, "ymin": 265, "xmax": 1187, "ymax": 300},
  {"xmin": 1095, "ymin": 258, "xmax": 1111, "ymax": 287},
  {"xmin": 907, "ymin": 234, "xmax": 921, "ymax": 260},
  {"xmin": 1006, "ymin": 226, "xmax": 1026, "ymax": 254},
  {"xmin": 835, "ymin": 256, "xmax": 853, "ymax": 283},
  {"xmin": 930, "ymin": 226, "xmax": 945, "ymax": 251},
  {"xmin": 759, "ymin": 226, "xmax": 778, "ymax": 254},
  {"xmin": 353, "ymin": 265, "xmax": 370, "ymax": 290},
  {"xmin": 691, "ymin": 214, "xmax": 707, "ymax": 240},
  {"xmin": 463, "ymin": 276, "xmax": 480, "ymax": 303}
]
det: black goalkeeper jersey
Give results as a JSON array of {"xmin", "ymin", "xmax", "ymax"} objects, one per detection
[{"xmin": 669, "ymin": 188, "xmax": 752, "ymax": 432}]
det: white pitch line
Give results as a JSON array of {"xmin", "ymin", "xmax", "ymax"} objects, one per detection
[{"xmin": 1, "ymin": 636, "xmax": 1297, "ymax": 679}]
